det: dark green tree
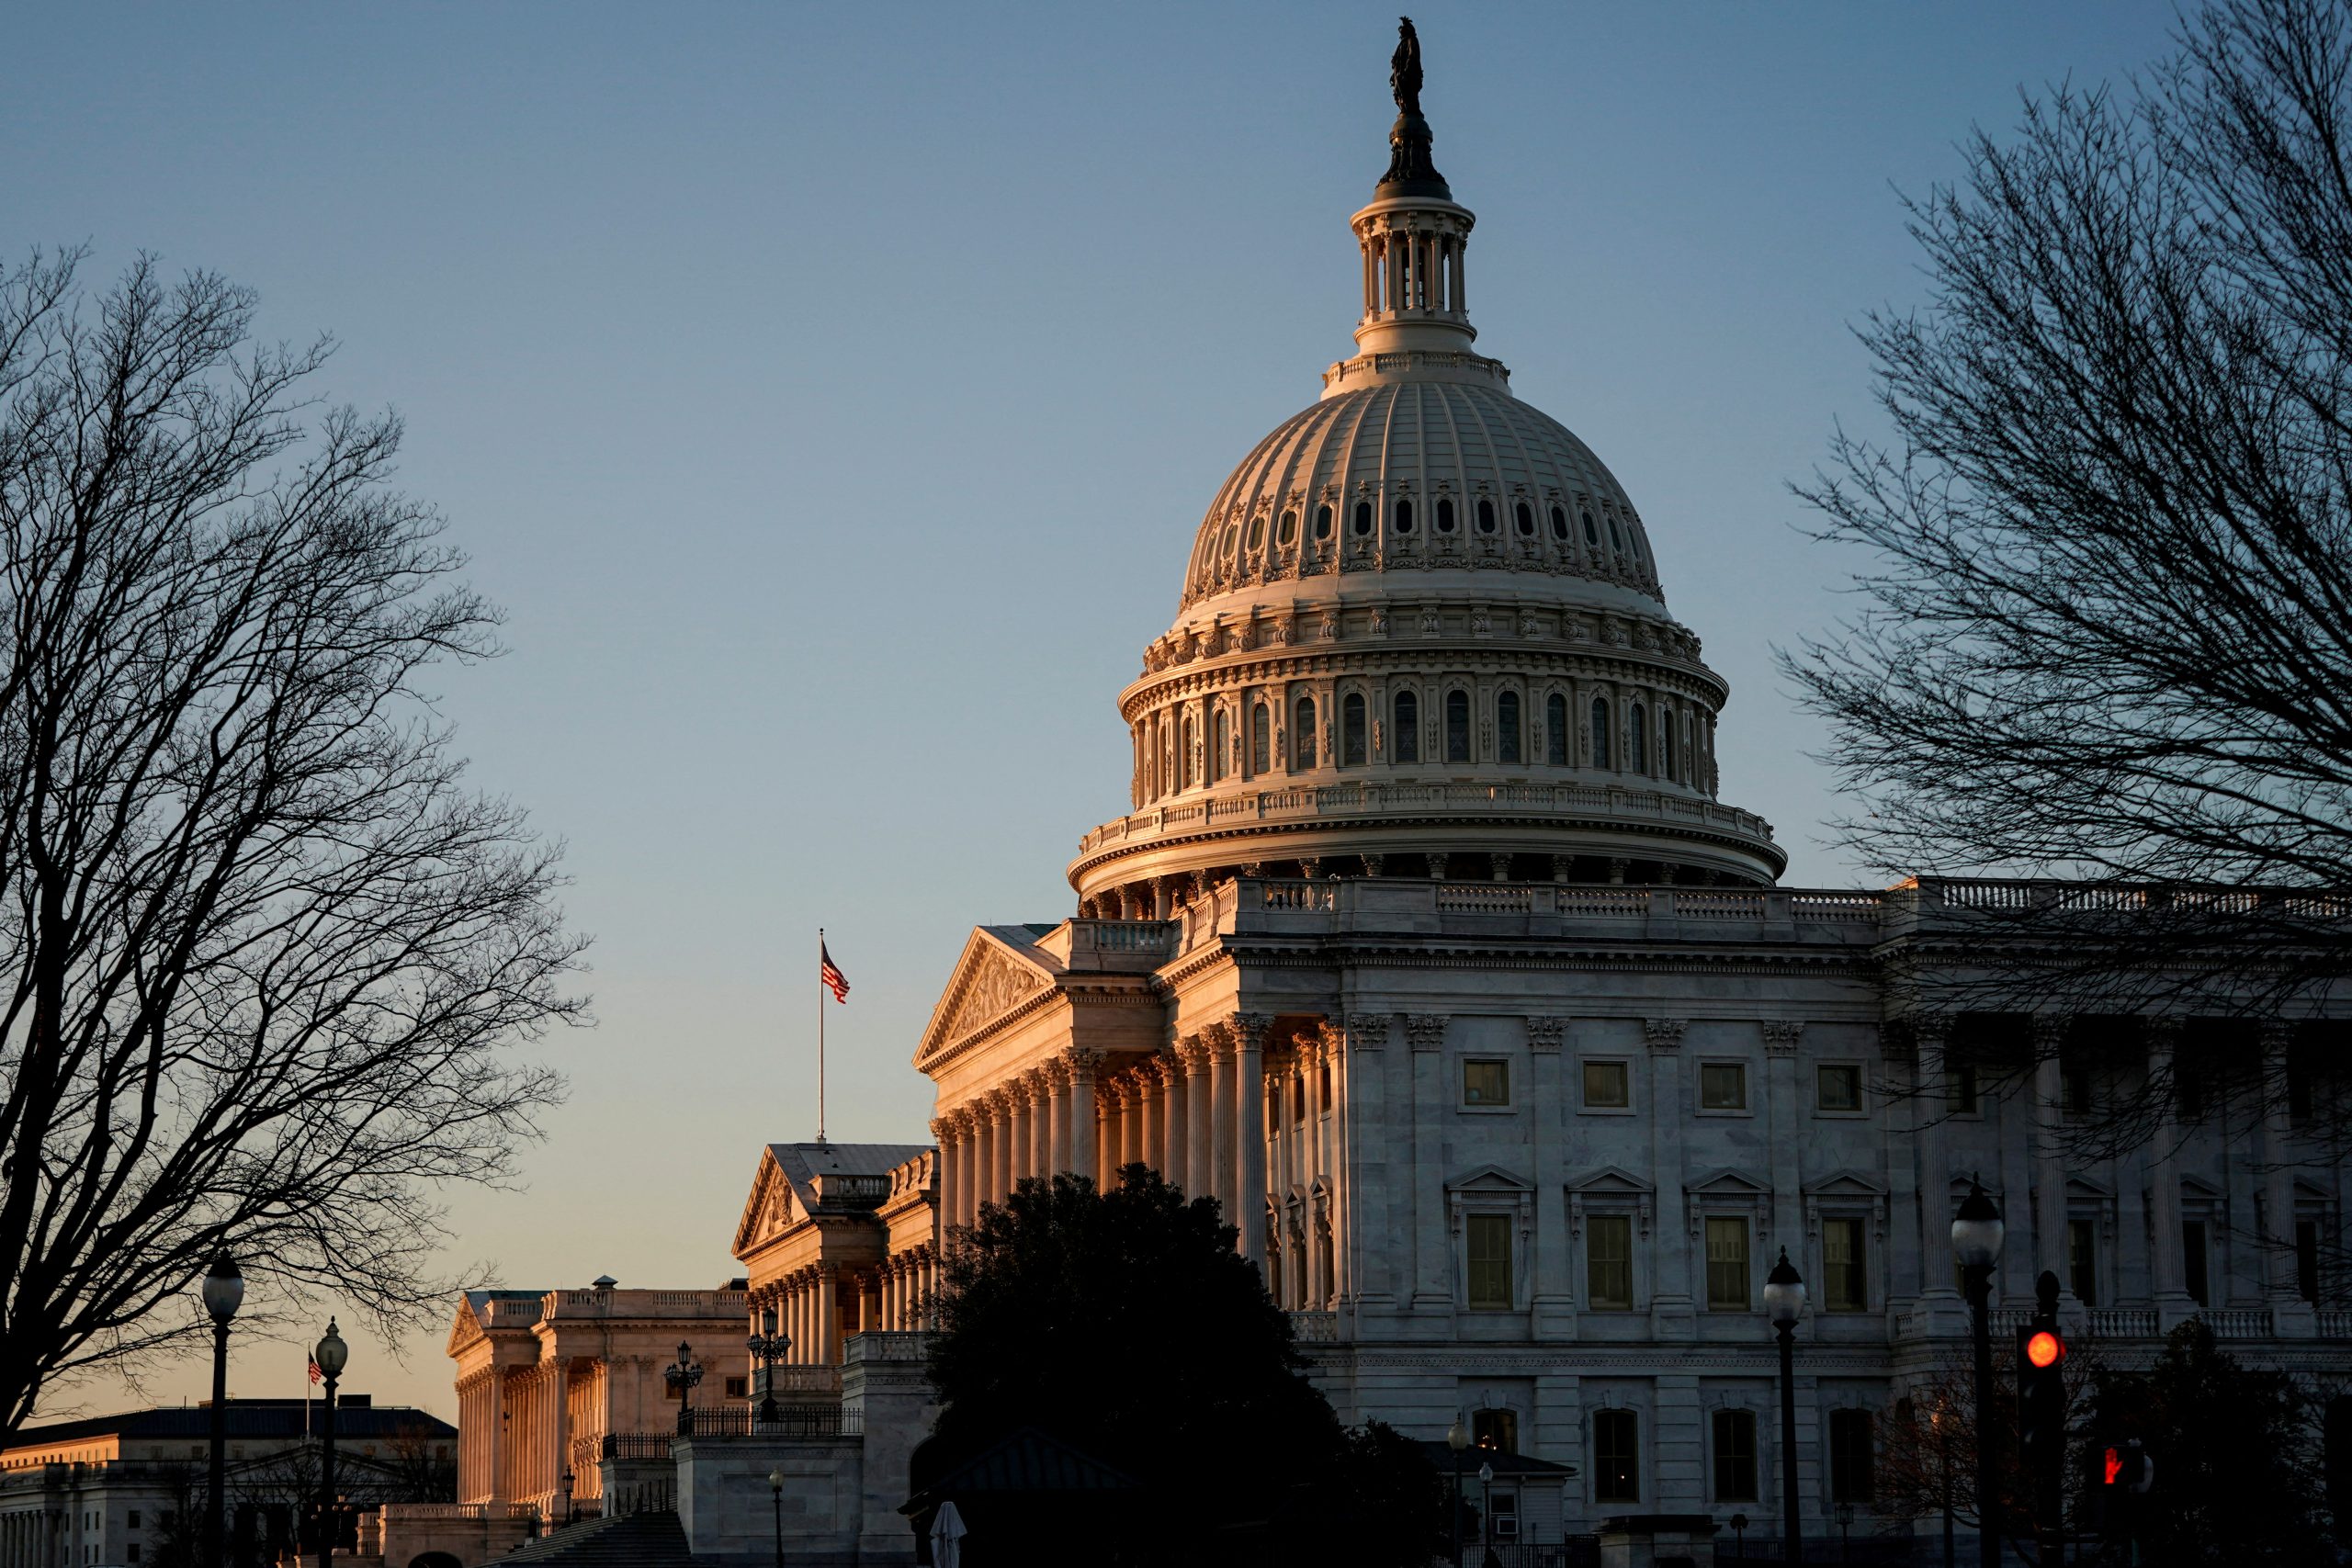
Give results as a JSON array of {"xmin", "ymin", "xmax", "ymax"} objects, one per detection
[
  {"xmin": 2080, "ymin": 1320, "xmax": 2329, "ymax": 1565},
  {"xmin": 926, "ymin": 1166, "xmax": 1445, "ymax": 1567}
]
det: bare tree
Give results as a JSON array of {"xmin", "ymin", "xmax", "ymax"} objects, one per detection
[
  {"xmin": 1781, "ymin": 0, "xmax": 2352, "ymax": 1137},
  {"xmin": 0, "ymin": 248, "xmax": 584, "ymax": 1433}
]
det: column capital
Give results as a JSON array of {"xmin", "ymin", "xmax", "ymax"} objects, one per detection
[
  {"xmin": 1043, "ymin": 1055, "xmax": 1073, "ymax": 1089},
  {"xmin": 2143, "ymin": 1014, "xmax": 2187, "ymax": 1047},
  {"xmin": 1644, "ymin": 1017, "xmax": 1689, "ymax": 1052},
  {"xmin": 1760, "ymin": 1019, "xmax": 1804, "ymax": 1056},
  {"xmin": 1404, "ymin": 1014, "xmax": 1448, "ymax": 1052},
  {"xmin": 2029, "ymin": 1012, "xmax": 2073, "ymax": 1052},
  {"xmin": 1062, "ymin": 1044, "xmax": 1105, "ymax": 1082},
  {"xmin": 1524, "ymin": 1015, "xmax": 1567, "ymax": 1054},
  {"xmin": 1229, "ymin": 1012, "xmax": 1273, "ymax": 1052},
  {"xmin": 1176, "ymin": 1032, "xmax": 1213, "ymax": 1071},
  {"xmin": 929, "ymin": 1115, "xmax": 954, "ymax": 1142},
  {"xmin": 1343, "ymin": 1012, "xmax": 1392, "ymax": 1052},
  {"xmin": 1204, "ymin": 1021, "xmax": 1238, "ymax": 1061},
  {"xmin": 1148, "ymin": 1049, "xmax": 1183, "ymax": 1088},
  {"xmin": 2257, "ymin": 1017, "xmax": 2297, "ymax": 1054},
  {"xmin": 1905, "ymin": 1010, "xmax": 1956, "ymax": 1047}
]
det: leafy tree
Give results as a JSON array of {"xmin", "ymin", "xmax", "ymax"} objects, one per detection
[
  {"xmin": 927, "ymin": 1166, "xmax": 1446, "ymax": 1567},
  {"xmin": 0, "ymin": 248, "xmax": 583, "ymax": 1430},
  {"xmin": 2079, "ymin": 1320, "xmax": 2329, "ymax": 1565}
]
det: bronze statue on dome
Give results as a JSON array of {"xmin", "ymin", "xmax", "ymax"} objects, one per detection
[
  {"xmin": 1391, "ymin": 17, "xmax": 1423, "ymax": 116},
  {"xmin": 1380, "ymin": 16, "xmax": 1446, "ymax": 195}
]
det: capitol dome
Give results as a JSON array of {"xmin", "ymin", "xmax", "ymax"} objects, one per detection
[{"xmin": 1069, "ymin": 74, "xmax": 1782, "ymax": 915}]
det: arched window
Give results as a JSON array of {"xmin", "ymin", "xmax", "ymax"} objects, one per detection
[
  {"xmin": 1180, "ymin": 713, "xmax": 1196, "ymax": 788},
  {"xmin": 1277, "ymin": 509, "xmax": 1298, "ymax": 545},
  {"xmin": 1244, "ymin": 514, "xmax": 1264, "ymax": 552},
  {"xmin": 1513, "ymin": 501, "xmax": 1533, "ymax": 536},
  {"xmin": 1315, "ymin": 503, "xmax": 1333, "ymax": 539},
  {"xmin": 1546, "ymin": 694, "xmax": 1568, "ymax": 764},
  {"xmin": 1394, "ymin": 498, "xmax": 1414, "ymax": 533},
  {"xmin": 1351, "ymin": 501, "xmax": 1373, "ymax": 536},
  {"xmin": 1445, "ymin": 690, "xmax": 1471, "ymax": 762},
  {"xmin": 1213, "ymin": 708, "xmax": 1230, "ymax": 782},
  {"xmin": 1160, "ymin": 719, "xmax": 1175, "ymax": 795},
  {"xmin": 1394, "ymin": 690, "xmax": 1419, "ymax": 762},
  {"xmin": 1582, "ymin": 509, "xmax": 1600, "ymax": 546},
  {"xmin": 1251, "ymin": 702, "xmax": 1271, "ymax": 773},
  {"xmin": 1295, "ymin": 695, "xmax": 1317, "ymax": 768},
  {"xmin": 1497, "ymin": 691, "xmax": 1522, "ymax": 763},
  {"xmin": 1661, "ymin": 708, "xmax": 1677, "ymax": 781},
  {"xmin": 1476, "ymin": 498, "xmax": 1495, "ymax": 533},
  {"xmin": 1550, "ymin": 504, "xmax": 1569, "ymax": 540},
  {"xmin": 1590, "ymin": 698, "xmax": 1612, "ymax": 769},
  {"xmin": 1342, "ymin": 693, "xmax": 1367, "ymax": 764},
  {"xmin": 1435, "ymin": 498, "xmax": 1455, "ymax": 533},
  {"xmin": 1629, "ymin": 704, "xmax": 1647, "ymax": 774}
]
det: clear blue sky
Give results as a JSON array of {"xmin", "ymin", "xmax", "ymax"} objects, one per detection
[{"xmin": 5, "ymin": 3, "xmax": 2185, "ymax": 1419}]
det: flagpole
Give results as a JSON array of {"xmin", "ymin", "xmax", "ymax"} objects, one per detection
[{"xmin": 818, "ymin": 928, "xmax": 827, "ymax": 1145}]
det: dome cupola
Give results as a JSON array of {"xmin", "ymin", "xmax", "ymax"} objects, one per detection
[{"xmin": 1069, "ymin": 21, "xmax": 1782, "ymax": 916}]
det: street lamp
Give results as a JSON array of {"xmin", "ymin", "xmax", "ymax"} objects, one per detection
[
  {"xmin": 311, "ymin": 1318, "xmax": 349, "ymax": 1568},
  {"xmin": 560, "ymin": 1469, "xmax": 574, "ymax": 1527},
  {"xmin": 1729, "ymin": 1512, "xmax": 1749, "ymax": 1560},
  {"xmin": 1951, "ymin": 1176, "xmax": 2007, "ymax": 1568},
  {"xmin": 1477, "ymin": 1460, "xmax": 1498, "ymax": 1568},
  {"xmin": 767, "ymin": 1467, "xmax": 786, "ymax": 1568},
  {"xmin": 200, "ymin": 1256, "xmax": 243, "ymax": 1568},
  {"xmin": 665, "ymin": 1341, "xmax": 704, "ymax": 1436},
  {"xmin": 1836, "ymin": 1499, "xmax": 1855, "ymax": 1562},
  {"xmin": 1445, "ymin": 1416, "xmax": 1470, "ymax": 1567},
  {"xmin": 747, "ymin": 1308, "xmax": 790, "ymax": 1426},
  {"xmin": 1764, "ymin": 1247, "xmax": 1807, "ymax": 1568}
]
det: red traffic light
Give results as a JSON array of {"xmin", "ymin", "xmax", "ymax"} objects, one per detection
[
  {"xmin": 2104, "ymin": 1447, "xmax": 2122, "ymax": 1484},
  {"xmin": 2025, "ymin": 1329, "xmax": 2064, "ymax": 1368}
]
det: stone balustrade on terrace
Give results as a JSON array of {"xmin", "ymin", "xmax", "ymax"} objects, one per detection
[{"xmin": 483, "ymin": 1288, "xmax": 750, "ymax": 1327}]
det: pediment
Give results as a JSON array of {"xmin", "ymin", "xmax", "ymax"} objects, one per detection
[
  {"xmin": 2066, "ymin": 1175, "xmax": 2114, "ymax": 1201},
  {"xmin": 731, "ymin": 1148, "xmax": 803, "ymax": 1259},
  {"xmin": 446, "ymin": 1297, "xmax": 487, "ymax": 1359},
  {"xmin": 1448, "ymin": 1163, "xmax": 1534, "ymax": 1193},
  {"xmin": 2177, "ymin": 1174, "xmax": 2223, "ymax": 1200},
  {"xmin": 1687, "ymin": 1168, "xmax": 1773, "ymax": 1201},
  {"xmin": 1803, "ymin": 1169, "xmax": 1888, "ymax": 1199},
  {"xmin": 1569, "ymin": 1165, "xmax": 1656, "ymax": 1196},
  {"xmin": 915, "ymin": 928, "xmax": 1061, "ymax": 1067}
]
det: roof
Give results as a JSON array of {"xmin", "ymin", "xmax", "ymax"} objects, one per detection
[
  {"xmin": 764, "ymin": 1141, "xmax": 933, "ymax": 1192},
  {"xmin": 1413, "ymin": 1440, "xmax": 1578, "ymax": 1478},
  {"xmin": 6, "ymin": 1399, "xmax": 454, "ymax": 1452},
  {"xmin": 900, "ymin": 1427, "xmax": 1140, "ymax": 1512}
]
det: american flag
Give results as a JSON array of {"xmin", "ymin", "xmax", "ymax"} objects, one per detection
[
  {"xmin": 820, "ymin": 942, "xmax": 849, "ymax": 1003},
  {"xmin": 307, "ymin": 1357, "xmax": 322, "ymax": 1385}
]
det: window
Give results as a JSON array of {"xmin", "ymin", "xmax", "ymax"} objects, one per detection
[
  {"xmin": 1436, "ymin": 497, "xmax": 1455, "ymax": 533},
  {"xmin": 1463, "ymin": 1058, "xmax": 1510, "ymax": 1106},
  {"xmin": 1497, "ymin": 691, "xmax": 1521, "ymax": 763},
  {"xmin": 1475, "ymin": 498, "xmax": 1494, "ymax": 533},
  {"xmin": 2063, "ymin": 1066, "xmax": 2093, "ymax": 1118},
  {"xmin": 1823, "ymin": 1216, "xmax": 1869, "ymax": 1311},
  {"xmin": 724, "ymin": 1375, "xmax": 750, "ymax": 1399},
  {"xmin": 1545, "ymin": 694, "xmax": 1568, "ymax": 763},
  {"xmin": 1582, "ymin": 508, "xmax": 1600, "ymax": 545},
  {"xmin": 1278, "ymin": 508, "xmax": 1298, "ymax": 545},
  {"xmin": 1212, "ymin": 709, "xmax": 1229, "ymax": 782},
  {"xmin": 2184, "ymin": 1220, "xmax": 2210, "ymax": 1306},
  {"xmin": 1489, "ymin": 1489, "xmax": 1520, "ymax": 1538},
  {"xmin": 1608, "ymin": 513, "xmax": 1624, "ymax": 549},
  {"xmin": 1583, "ymin": 1059, "xmax": 1630, "ymax": 1108},
  {"xmin": 1590, "ymin": 697, "xmax": 1612, "ymax": 769},
  {"xmin": 1700, "ymin": 1062, "xmax": 1747, "ymax": 1110},
  {"xmin": 1514, "ymin": 501, "xmax": 1534, "ymax": 536},
  {"xmin": 1342, "ymin": 693, "xmax": 1367, "ymax": 764},
  {"xmin": 1352, "ymin": 500, "xmax": 1373, "ymax": 535},
  {"xmin": 2300, "ymin": 1218, "xmax": 2322, "ymax": 1303},
  {"xmin": 1817, "ymin": 1064, "xmax": 1863, "ymax": 1112},
  {"xmin": 1629, "ymin": 704, "xmax": 1647, "ymax": 773},
  {"xmin": 1395, "ymin": 498, "xmax": 1414, "ymax": 533},
  {"xmin": 1551, "ymin": 504, "xmax": 1569, "ymax": 539},
  {"xmin": 1445, "ymin": 690, "xmax": 1471, "ymax": 761},
  {"xmin": 1593, "ymin": 1410, "xmax": 1639, "ymax": 1502},
  {"xmin": 127, "ymin": 1513, "xmax": 141, "ymax": 1530},
  {"xmin": 127, "ymin": 1550, "xmax": 141, "ymax": 1564},
  {"xmin": 1251, "ymin": 703, "xmax": 1271, "ymax": 773},
  {"xmin": 2068, "ymin": 1219, "xmax": 2098, "ymax": 1306},
  {"xmin": 1295, "ymin": 696, "xmax": 1317, "ymax": 768},
  {"xmin": 1467, "ymin": 1214, "xmax": 1513, "ymax": 1309},
  {"xmin": 1587, "ymin": 1213, "xmax": 1634, "ymax": 1308},
  {"xmin": 1394, "ymin": 690, "xmax": 1419, "ymax": 762},
  {"xmin": 1245, "ymin": 513, "xmax": 1264, "ymax": 551},
  {"xmin": 1829, "ymin": 1409, "xmax": 1877, "ymax": 1502},
  {"xmin": 1705, "ymin": 1217, "xmax": 1751, "ymax": 1309},
  {"xmin": 1947, "ymin": 1061, "xmax": 1981, "ymax": 1115},
  {"xmin": 1712, "ymin": 1409, "xmax": 1758, "ymax": 1501},
  {"xmin": 1473, "ymin": 1408, "xmax": 1519, "ymax": 1453},
  {"xmin": 1180, "ymin": 714, "xmax": 1195, "ymax": 787},
  {"xmin": 1662, "ymin": 710, "xmax": 1678, "ymax": 778},
  {"xmin": 1316, "ymin": 502, "xmax": 1333, "ymax": 538}
]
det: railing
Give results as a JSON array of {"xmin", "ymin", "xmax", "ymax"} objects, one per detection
[
  {"xmin": 1081, "ymin": 919, "xmax": 1175, "ymax": 952},
  {"xmin": 1258, "ymin": 878, "xmax": 1338, "ymax": 910},
  {"xmin": 1287, "ymin": 1310, "xmax": 1338, "ymax": 1343},
  {"xmin": 2197, "ymin": 1307, "xmax": 2274, "ymax": 1338},
  {"xmin": 2317, "ymin": 1309, "xmax": 2352, "ymax": 1338},
  {"xmin": 379, "ymin": 1503, "xmax": 539, "ymax": 1522},
  {"xmin": 1436, "ymin": 884, "xmax": 1533, "ymax": 914},
  {"xmin": 1675, "ymin": 890, "xmax": 1768, "ymax": 919},
  {"xmin": 1555, "ymin": 888, "xmax": 1649, "ymax": 917},
  {"xmin": 846, "ymin": 1330, "xmax": 931, "ymax": 1362},
  {"xmin": 1790, "ymin": 892, "xmax": 1881, "ymax": 921},
  {"xmin": 676, "ymin": 1404, "xmax": 844, "ymax": 1440},
  {"xmin": 601, "ymin": 1433, "xmax": 675, "ymax": 1460},
  {"xmin": 2087, "ymin": 1308, "xmax": 2158, "ymax": 1337},
  {"xmin": 764, "ymin": 1366, "xmax": 842, "ymax": 1397}
]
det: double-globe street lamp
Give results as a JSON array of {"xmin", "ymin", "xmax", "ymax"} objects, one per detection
[
  {"xmin": 200, "ymin": 1256, "xmax": 243, "ymax": 1568},
  {"xmin": 312, "ymin": 1319, "xmax": 349, "ymax": 1568},
  {"xmin": 1763, "ymin": 1248, "xmax": 1808, "ymax": 1568},
  {"xmin": 666, "ymin": 1341, "xmax": 705, "ymax": 1435},
  {"xmin": 1951, "ymin": 1178, "xmax": 2007, "ymax": 1568},
  {"xmin": 747, "ymin": 1310, "xmax": 791, "ymax": 1425}
]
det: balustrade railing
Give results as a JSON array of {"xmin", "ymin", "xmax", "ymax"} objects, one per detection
[
  {"xmin": 1435, "ymin": 885, "xmax": 1532, "ymax": 914},
  {"xmin": 600, "ymin": 1433, "xmax": 675, "ymax": 1460},
  {"xmin": 379, "ymin": 1503, "xmax": 540, "ymax": 1522},
  {"xmin": 2197, "ymin": 1307, "xmax": 2274, "ymax": 1338},
  {"xmin": 2087, "ymin": 1308, "xmax": 2158, "ymax": 1338},
  {"xmin": 1286, "ymin": 1310, "xmax": 1339, "ymax": 1343},
  {"xmin": 2317, "ymin": 1309, "xmax": 2352, "ymax": 1338},
  {"xmin": 676, "ymin": 1404, "xmax": 844, "ymax": 1440}
]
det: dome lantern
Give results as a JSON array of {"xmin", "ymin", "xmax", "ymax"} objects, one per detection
[{"xmin": 1347, "ymin": 17, "xmax": 1477, "ymax": 365}]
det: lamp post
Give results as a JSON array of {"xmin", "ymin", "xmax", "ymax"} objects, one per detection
[
  {"xmin": 747, "ymin": 1309, "xmax": 790, "ymax": 1426},
  {"xmin": 1730, "ymin": 1513, "xmax": 1748, "ymax": 1561},
  {"xmin": 1763, "ymin": 1248, "xmax": 1807, "ymax": 1568},
  {"xmin": 665, "ymin": 1341, "xmax": 704, "ymax": 1436},
  {"xmin": 1951, "ymin": 1176, "xmax": 2007, "ymax": 1568},
  {"xmin": 200, "ymin": 1256, "xmax": 243, "ymax": 1568},
  {"xmin": 1836, "ymin": 1500, "xmax": 1855, "ymax": 1562},
  {"xmin": 768, "ymin": 1467, "xmax": 786, "ymax": 1568},
  {"xmin": 1477, "ymin": 1460, "xmax": 1498, "ymax": 1568},
  {"xmin": 1445, "ymin": 1416, "xmax": 1470, "ymax": 1568},
  {"xmin": 311, "ymin": 1318, "xmax": 348, "ymax": 1568},
  {"xmin": 560, "ymin": 1469, "xmax": 574, "ymax": 1527}
]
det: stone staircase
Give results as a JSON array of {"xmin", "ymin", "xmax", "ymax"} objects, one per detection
[{"xmin": 482, "ymin": 1509, "xmax": 694, "ymax": 1565}]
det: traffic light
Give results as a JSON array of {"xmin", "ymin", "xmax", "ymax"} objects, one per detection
[
  {"xmin": 2100, "ymin": 1438, "xmax": 2154, "ymax": 1545},
  {"xmin": 2017, "ymin": 1271, "xmax": 2068, "ymax": 1536}
]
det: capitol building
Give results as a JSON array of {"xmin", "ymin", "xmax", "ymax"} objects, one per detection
[{"xmin": 440, "ymin": 34, "xmax": 2352, "ymax": 1564}]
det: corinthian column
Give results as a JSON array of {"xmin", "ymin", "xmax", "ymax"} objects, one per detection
[
  {"xmin": 929, "ymin": 1115, "xmax": 956, "ymax": 1247},
  {"xmin": 1208, "ymin": 1025, "xmax": 1238, "ymax": 1218},
  {"xmin": 1007, "ymin": 1086, "xmax": 1034, "ymax": 1190},
  {"xmin": 1159, "ymin": 1051, "xmax": 1188, "ymax": 1189},
  {"xmin": 1182, "ymin": 1035, "xmax": 1213, "ymax": 1200},
  {"xmin": 2030, "ymin": 1015, "xmax": 2070, "ymax": 1300},
  {"xmin": 1028, "ymin": 1069, "xmax": 1053, "ymax": 1178},
  {"xmin": 1045, "ymin": 1058, "xmax": 1072, "ymax": 1176},
  {"xmin": 1140, "ymin": 1065, "xmax": 1166, "ymax": 1176},
  {"xmin": 2145, "ymin": 1018, "xmax": 2194, "ymax": 1324},
  {"xmin": 988, "ymin": 1090, "xmax": 1014, "ymax": 1207},
  {"xmin": 1065, "ymin": 1047, "xmax": 1101, "ymax": 1187},
  {"xmin": 1235, "ymin": 1013, "xmax": 1272, "ymax": 1268},
  {"xmin": 1912, "ymin": 1014, "xmax": 1959, "ymax": 1303}
]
